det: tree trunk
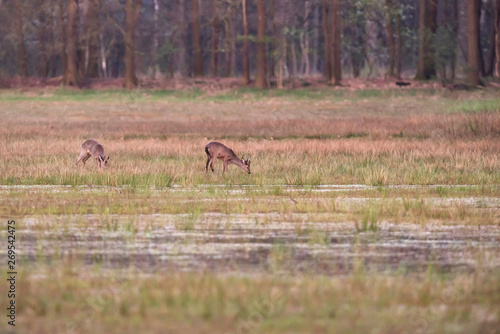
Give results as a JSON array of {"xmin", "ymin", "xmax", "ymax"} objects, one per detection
[
  {"xmin": 84, "ymin": 0, "xmax": 100, "ymax": 78},
  {"xmin": 395, "ymin": 0, "xmax": 402, "ymax": 78},
  {"xmin": 331, "ymin": 0, "xmax": 341, "ymax": 85},
  {"xmin": 385, "ymin": 0, "xmax": 395, "ymax": 77},
  {"xmin": 276, "ymin": 0, "xmax": 288, "ymax": 88},
  {"xmin": 416, "ymin": 0, "xmax": 426, "ymax": 80},
  {"xmin": 65, "ymin": 0, "xmax": 80, "ymax": 86},
  {"xmin": 124, "ymin": 0, "xmax": 143, "ymax": 89},
  {"xmin": 242, "ymin": 0, "xmax": 250, "ymax": 84},
  {"xmin": 38, "ymin": 0, "xmax": 48, "ymax": 79},
  {"xmin": 485, "ymin": 0, "xmax": 496, "ymax": 76},
  {"xmin": 495, "ymin": 0, "xmax": 500, "ymax": 77},
  {"xmin": 269, "ymin": 0, "xmax": 276, "ymax": 77},
  {"xmin": 14, "ymin": 0, "xmax": 28, "ymax": 77},
  {"xmin": 303, "ymin": 0, "xmax": 310, "ymax": 76},
  {"xmin": 255, "ymin": 0, "xmax": 267, "ymax": 88},
  {"xmin": 99, "ymin": 31, "xmax": 107, "ymax": 77},
  {"xmin": 48, "ymin": 0, "xmax": 56, "ymax": 77},
  {"xmin": 57, "ymin": 0, "xmax": 67, "ymax": 82},
  {"xmin": 224, "ymin": 3, "xmax": 235, "ymax": 77},
  {"xmin": 476, "ymin": 0, "xmax": 485, "ymax": 77},
  {"xmin": 210, "ymin": 0, "xmax": 220, "ymax": 77},
  {"xmin": 451, "ymin": 0, "xmax": 458, "ymax": 79},
  {"xmin": 322, "ymin": 0, "xmax": 332, "ymax": 81},
  {"xmin": 174, "ymin": 0, "xmax": 186, "ymax": 78},
  {"xmin": 192, "ymin": 0, "xmax": 203, "ymax": 77},
  {"xmin": 151, "ymin": 0, "xmax": 159, "ymax": 78},
  {"xmin": 415, "ymin": 0, "xmax": 437, "ymax": 80},
  {"xmin": 312, "ymin": 0, "xmax": 319, "ymax": 75},
  {"xmin": 290, "ymin": 40, "xmax": 297, "ymax": 77},
  {"xmin": 466, "ymin": 0, "xmax": 479, "ymax": 85}
]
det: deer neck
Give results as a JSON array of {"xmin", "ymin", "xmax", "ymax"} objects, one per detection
[{"xmin": 230, "ymin": 156, "xmax": 246, "ymax": 169}]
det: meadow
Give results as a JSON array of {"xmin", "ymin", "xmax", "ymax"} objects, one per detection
[{"xmin": 1, "ymin": 86, "xmax": 500, "ymax": 333}]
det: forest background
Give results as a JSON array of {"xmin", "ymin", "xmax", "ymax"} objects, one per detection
[{"xmin": 0, "ymin": 0, "xmax": 499, "ymax": 90}]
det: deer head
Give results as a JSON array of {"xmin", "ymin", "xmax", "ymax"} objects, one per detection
[
  {"xmin": 241, "ymin": 156, "xmax": 251, "ymax": 174},
  {"xmin": 99, "ymin": 155, "xmax": 110, "ymax": 169}
]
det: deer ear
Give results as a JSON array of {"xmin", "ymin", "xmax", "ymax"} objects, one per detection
[
  {"xmin": 107, "ymin": 156, "xmax": 110, "ymax": 161},
  {"xmin": 98, "ymin": 156, "xmax": 103, "ymax": 162}
]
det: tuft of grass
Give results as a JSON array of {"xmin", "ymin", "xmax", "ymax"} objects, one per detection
[
  {"xmin": 8, "ymin": 265, "xmax": 500, "ymax": 334},
  {"xmin": 453, "ymin": 99, "xmax": 500, "ymax": 113}
]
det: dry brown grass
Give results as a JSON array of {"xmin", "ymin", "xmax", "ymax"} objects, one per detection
[
  {"xmin": 0, "ymin": 88, "xmax": 499, "ymax": 185},
  {"xmin": 3, "ymin": 112, "xmax": 500, "ymax": 140}
]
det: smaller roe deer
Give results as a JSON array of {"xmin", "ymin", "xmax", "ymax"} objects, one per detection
[
  {"xmin": 75, "ymin": 139, "xmax": 110, "ymax": 169},
  {"xmin": 205, "ymin": 141, "xmax": 251, "ymax": 174}
]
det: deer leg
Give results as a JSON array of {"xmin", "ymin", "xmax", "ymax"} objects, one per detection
[
  {"xmin": 75, "ymin": 151, "xmax": 88, "ymax": 166},
  {"xmin": 206, "ymin": 156, "xmax": 211, "ymax": 173},
  {"xmin": 75, "ymin": 154, "xmax": 84, "ymax": 166},
  {"xmin": 82, "ymin": 153, "xmax": 91, "ymax": 165},
  {"xmin": 209, "ymin": 158, "xmax": 216, "ymax": 173},
  {"xmin": 223, "ymin": 161, "xmax": 228, "ymax": 174}
]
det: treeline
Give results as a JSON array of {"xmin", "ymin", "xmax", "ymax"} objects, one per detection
[{"xmin": 0, "ymin": 0, "xmax": 499, "ymax": 88}]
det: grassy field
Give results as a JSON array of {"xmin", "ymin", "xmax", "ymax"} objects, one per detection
[{"xmin": 1, "ymin": 86, "xmax": 500, "ymax": 333}]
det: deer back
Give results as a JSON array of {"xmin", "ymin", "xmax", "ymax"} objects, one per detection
[
  {"xmin": 206, "ymin": 142, "xmax": 238, "ymax": 160},
  {"xmin": 82, "ymin": 140, "xmax": 104, "ymax": 157}
]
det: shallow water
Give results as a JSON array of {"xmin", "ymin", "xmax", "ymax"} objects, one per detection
[
  {"xmin": 17, "ymin": 213, "xmax": 500, "ymax": 275},
  {"xmin": 0, "ymin": 183, "xmax": 494, "ymax": 193}
]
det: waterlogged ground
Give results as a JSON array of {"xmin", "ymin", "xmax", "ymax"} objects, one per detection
[
  {"xmin": 13, "ymin": 184, "xmax": 500, "ymax": 276},
  {"xmin": 20, "ymin": 214, "xmax": 500, "ymax": 275},
  {"xmin": 2, "ymin": 89, "xmax": 500, "ymax": 333}
]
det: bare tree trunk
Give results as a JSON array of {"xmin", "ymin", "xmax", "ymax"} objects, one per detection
[
  {"xmin": 57, "ymin": 0, "xmax": 67, "ymax": 82},
  {"xmin": 485, "ymin": 0, "xmax": 496, "ymax": 76},
  {"xmin": 276, "ymin": 0, "xmax": 288, "ymax": 88},
  {"xmin": 477, "ymin": 0, "xmax": 485, "ymax": 77},
  {"xmin": 14, "ymin": 0, "xmax": 28, "ymax": 77},
  {"xmin": 269, "ymin": 0, "xmax": 277, "ymax": 78},
  {"xmin": 255, "ymin": 0, "xmax": 267, "ymax": 88},
  {"xmin": 174, "ymin": 0, "xmax": 186, "ymax": 78},
  {"xmin": 48, "ymin": 0, "xmax": 56, "ymax": 77},
  {"xmin": 192, "ymin": 0, "xmax": 203, "ymax": 77},
  {"xmin": 224, "ymin": 3, "xmax": 235, "ymax": 77},
  {"xmin": 467, "ymin": 0, "xmax": 479, "ymax": 85},
  {"xmin": 312, "ymin": 0, "xmax": 319, "ymax": 75},
  {"xmin": 451, "ymin": 0, "xmax": 458, "ymax": 79},
  {"xmin": 210, "ymin": 0, "xmax": 220, "ymax": 77},
  {"xmin": 165, "ymin": 31, "xmax": 176, "ymax": 77},
  {"xmin": 416, "ymin": 0, "xmax": 427, "ymax": 80},
  {"xmin": 290, "ymin": 40, "xmax": 297, "ymax": 77},
  {"xmin": 38, "ymin": 0, "xmax": 48, "ymax": 79},
  {"xmin": 415, "ymin": 0, "xmax": 437, "ymax": 80},
  {"xmin": 65, "ymin": 0, "xmax": 80, "ymax": 86},
  {"xmin": 322, "ymin": 0, "xmax": 332, "ymax": 81},
  {"xmin": 124, "ymin": 0, "xmax": 143, "ymax": 89},
  {"xmin": 495, "ymin": 0, "xmax": 500, "ymax": 77},
  {"xmin": 385, "ymin": 0, "xmax": 395, "ymax": 77},
  {"xmin": 395, "ymin": 0, "xmax": 402, "ymax": 78},
  {"xmin": 242, "ymin": 0, "xmax": 250, "ymax": 84},
  {"xmin": 331, "ymin": 0, "xmax": 341, "ymax": 85},
  {"xmin": 84, "ymin": 0, "xmax": 100, "ymax": 78},
  {"xmin": 99, "ymin": 31, "xmax": 107, "ymax": 77},
  {"xmin": 151, "ymin": 0, "xmax": 159, "ymax": 78},
  {"xmin": 303, "ymin": 0, "xmax": 310, "ymax": 76}
]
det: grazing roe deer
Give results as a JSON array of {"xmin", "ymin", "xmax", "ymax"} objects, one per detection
[
  {"xmin": 205, "ymin": 142, "xmax": 251, "ymax": 174},
  {"xmin": 75, "ymin": 140, "xmax": 110, "ymax": 169}
]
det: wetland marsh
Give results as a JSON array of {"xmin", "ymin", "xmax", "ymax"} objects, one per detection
[{"xmin": 1, "ymin": 87, "xmax": 500, "ymax": 333}]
